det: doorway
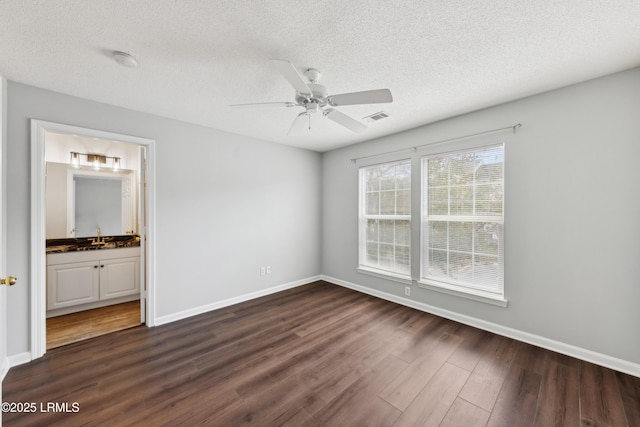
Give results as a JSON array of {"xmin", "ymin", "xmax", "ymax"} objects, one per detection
[{"xmin": 31, "ymin": 120, "xmax": 156, "ymax": 359}]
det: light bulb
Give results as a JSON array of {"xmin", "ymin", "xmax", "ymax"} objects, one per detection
[{"xmin": 70, "ymin": 152, "xmax": 80, "ymax": 168}]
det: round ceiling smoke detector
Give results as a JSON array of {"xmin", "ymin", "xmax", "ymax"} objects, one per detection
[{"xmin": 112, "ymin": 51, "xmax": 138, "ymax": 68}]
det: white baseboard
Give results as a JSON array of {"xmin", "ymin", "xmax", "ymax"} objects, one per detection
[
  {"xmin": 321, "ymin": 275, "xmax": 640, "ymax": 378},
  {"xmin": 154, "ymin": 275, "xmax": 321, "ymax": 326},
  {"xmin": 8, "ymin": 351, "xmax": 32, "ymax": 369}
]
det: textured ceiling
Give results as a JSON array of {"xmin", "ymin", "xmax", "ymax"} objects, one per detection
[{"xmin": 1, "ymin": 1, "xmax": 639, "ymax": 152}]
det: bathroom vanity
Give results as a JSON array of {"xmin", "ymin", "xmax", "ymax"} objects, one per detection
[{"xmin": 46, "ymin": 246, "xmax": 140, "ymax": 317}]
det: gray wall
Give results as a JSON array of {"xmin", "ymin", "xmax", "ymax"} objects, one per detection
[
  {"xmin": 322, "ymin": 67, "xmax": 640, "ymax": 366},
  {"xmin": 6, "ymin": 82, "xmax": 322, "ymax": 355}
]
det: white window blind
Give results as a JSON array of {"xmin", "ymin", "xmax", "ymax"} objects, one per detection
[
  {"xmin": 421, "ymin": 145, "xmax": 504, "ymax": 297},
  {"xmin": 359, "ymin": 160, "xmax": 411, "ymax": 278}
]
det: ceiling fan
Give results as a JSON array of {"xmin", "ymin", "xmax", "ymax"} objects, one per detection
[{"xmin": 231, "ymin": 59, "xmax": 393, "ymax": 134}]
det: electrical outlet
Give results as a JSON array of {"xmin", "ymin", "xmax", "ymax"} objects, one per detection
[
  {"xmin": 266, "ymin": 266, "xmax": 271, "ymax": 274},
  {"xmin": 260, "ymin": 267, "xmax": 266, "ymax": 276},
  {"xmin": 404, "ymin": 286, "xmax": 411, "ymax": 296}
]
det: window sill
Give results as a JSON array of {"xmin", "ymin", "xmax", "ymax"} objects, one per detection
[
  {"xmin": 417, "ymin": 280, "xmax": 508, "ymax": 307},
  {"xmin": 357, "ymin": 266, "xmax": 413, "ymax": 285}
]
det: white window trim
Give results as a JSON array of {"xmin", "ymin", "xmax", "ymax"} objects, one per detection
[
  {"xmin": 357, "ymin": 158, "xmax": 412, "ymax": 281},
  {"xmin": 417, "ymin": 279, "xmax": 508, "ymax": 307},
  {"xmin": 419, "ymin": 142, "xmax": 506, "ymax": 304},
  {"xmin": 357, "ymin": 266, "xmax": 413, "ymax": 285}
]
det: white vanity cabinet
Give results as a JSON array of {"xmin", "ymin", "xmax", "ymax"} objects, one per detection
[
  {"xmin": 99, "ymin": 257, "xmax": 140, "ymax": 300},
  {"xmin": 47, "ymin": 247, "xmax": 140, "ymax": 314}
]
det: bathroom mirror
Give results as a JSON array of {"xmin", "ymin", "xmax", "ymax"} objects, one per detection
[
  {"xmin": 44, "ymin": 162, "xmax": 137, "ymax": 239},
  {"xmin": 67, "ymin": 168, "xmax": 137, "ymax": 238},
  {"xmin": 73, "ymin": 176, "xmax": 122, "ymax": 237}
]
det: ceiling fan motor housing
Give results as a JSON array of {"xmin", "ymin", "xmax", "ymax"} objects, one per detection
[{"xmin": 296, "ymin": 83, "xmax": 329, "ymax": 110}]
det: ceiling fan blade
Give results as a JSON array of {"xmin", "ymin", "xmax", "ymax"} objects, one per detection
[
  {"xmin": 270, "ymin": 59, "xmax": 313, "ymax": 96},
  {"xmin": 288, "ymin": 112, "xmax": 310, "ymax": 135},
  {"xmin": 328, "ymin": 89, "xmax": 393, "ymax": 106},
  {"xmin": 324, "ymin": 108, "xmax": 367, "ymax": 133},
  {"xmin": 230, "ymin": 102, "xmax": 297, "ymax": 109}
]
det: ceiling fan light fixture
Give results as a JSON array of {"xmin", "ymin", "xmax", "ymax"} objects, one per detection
[
  {"xmin": 113, "ymin": 51, "xmax": 138, "ymax": 68},
  {"xmin": 306, "ymin": 102, "xmax": 320, "ymax": 113}
]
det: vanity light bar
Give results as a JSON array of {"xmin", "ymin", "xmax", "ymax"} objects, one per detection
[
  {"xmin": 86, "ymin": 154, "xmax": 107, "ymax": 164},
  {"xmin": 70, "ymin": 152, "xmax": 121, "ymax": 171}
]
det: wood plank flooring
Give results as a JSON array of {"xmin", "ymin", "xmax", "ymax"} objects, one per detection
[
  {"xmin": 4, "ymin": 281, "xmax": 639, "ymax": 426},
  {"xmin": 46, "ymin": 301, "xmax": 141, "ymax": 349}
]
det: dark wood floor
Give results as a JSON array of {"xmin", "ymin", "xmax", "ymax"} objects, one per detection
[{"xmin": 3, "ymin": 281, "xmax": 639, "ymax": 426}]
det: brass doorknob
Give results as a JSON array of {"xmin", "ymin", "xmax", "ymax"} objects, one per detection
[{"xmin": 0, "ymin": 276, "xmax": 17, "ymax": 286}]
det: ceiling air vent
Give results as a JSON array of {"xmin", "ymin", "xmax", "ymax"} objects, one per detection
[{"xmin": 363, "ymin": 111, "xmax": 389, "ymax": 123}]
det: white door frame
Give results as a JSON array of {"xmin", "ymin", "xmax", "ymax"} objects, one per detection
[
  {"xmin": 1, "ymin": 73, "xmax": 8, "ymax": 411},
  {"xmin": 30, "ymin": 120, "xmax": 157, "ymax": 360}
]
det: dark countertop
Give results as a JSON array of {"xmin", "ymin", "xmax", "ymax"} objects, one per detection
[{"xmin": 46, "ymin": 235, "xmax": 141, "ymax": 254}]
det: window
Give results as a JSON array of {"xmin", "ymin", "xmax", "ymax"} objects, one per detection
[
  {"xmin": 420, "ymin": 145, "xmax": 504, "ymax": 300},
  {"xmin": 358, "ymin": 160, "xmax": 411, "ymax": 280}
]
